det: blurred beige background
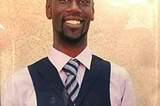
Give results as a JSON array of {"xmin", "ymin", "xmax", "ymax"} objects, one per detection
[{"xmin": 0, "ymin": 0, "xmax": 159, "ymax": 106}]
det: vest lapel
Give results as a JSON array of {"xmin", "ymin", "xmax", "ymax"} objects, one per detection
[
  {"xmin": 76, "ymin": 55, "xmax": 105, "ymax": 106},
  {"xmin": 29, "ymin": 57, "xmax": 73, "ymax": 106}
]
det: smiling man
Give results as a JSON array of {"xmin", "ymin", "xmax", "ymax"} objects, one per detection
[
  {"xmin": 48, "ymin": 0, "xmax": 94, "ymax": 57},
  {"xmin": 2, "ymin": 0, "xmax": 137, "ymax": 106}
]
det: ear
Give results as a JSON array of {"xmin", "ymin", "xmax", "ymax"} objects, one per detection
[
  {"xmin": 91, "ymin": 1, "xmax": 95, "ymax": 21},
  {"xmin": 46, "ymin": 0, "xmax": 52, "ymax": 19}
]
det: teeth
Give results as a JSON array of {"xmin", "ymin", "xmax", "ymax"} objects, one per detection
[{"xmin": 65, "ymin": 20, "xmax": 81, "ymax": 25}]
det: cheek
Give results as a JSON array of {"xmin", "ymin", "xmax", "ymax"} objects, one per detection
[
  {"xmin": 52, "ymin": 12, "xmax": 63, "ymax": 29},
  {"xmin": 82, "ymin": 8, "xmax": 93, "ymax": 21}
]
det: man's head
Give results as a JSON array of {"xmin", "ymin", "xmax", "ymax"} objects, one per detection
[{"xmin": 46, "ymin": 0, "xmax": 94, "ymax": 45}]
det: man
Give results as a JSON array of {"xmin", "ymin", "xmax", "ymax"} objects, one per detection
[{"xmin": 2, "ymin": 0, "xmax": 137, "ymax": 106}]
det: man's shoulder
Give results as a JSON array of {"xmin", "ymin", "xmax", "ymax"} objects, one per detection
[
  {"xmin": 92, "ymin": 55, "xmax": 130, "ymax": 79},
  {"xmin": 7, "ymin": 67, "xmax": 29, "ymax": 80},
  {"xmin": 3, "ymin": 67, "xmax": 31, "ymax": 90},
  {"xmin": 4, "ymin": 57, "xmax": 49, "ymax": 84},
  {"xmin": 110, "ymin": 62, "xmax": 131, "ymax": 84}
]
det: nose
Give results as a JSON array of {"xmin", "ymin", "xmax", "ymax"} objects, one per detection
[{"xmin": 67, "ymin": 1, "xmax": 82, "ymax": 14}]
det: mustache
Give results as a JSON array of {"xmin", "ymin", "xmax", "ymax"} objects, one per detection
[{"xmin": 62, "ymin": 14, "xmax": 84, "ymax": 22}]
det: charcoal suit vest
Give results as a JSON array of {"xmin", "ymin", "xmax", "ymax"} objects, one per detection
[{"xmin": 28, "ymin": 55, "xmax": 111, "ymax": 106}]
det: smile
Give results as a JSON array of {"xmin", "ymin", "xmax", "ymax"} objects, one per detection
[{"xmin": 65, "ymin": 20, "xmax": 82, "ymax": 25}]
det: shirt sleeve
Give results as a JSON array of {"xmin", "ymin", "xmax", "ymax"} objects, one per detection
[
  {"xmin": 1, "ymin": 76, "xmax": 19, "ymax": 106},
  {"xmin": 120, "ymin": 71, "xmax": 137, "ymax": 106},
  {"xmin": 110, "ymin": 63, "xmax": 137, "ymax": 106}
]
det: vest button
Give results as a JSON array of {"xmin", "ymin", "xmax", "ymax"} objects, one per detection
[{"xmin": 74, "ymin": 103, "xmax": 76, "ymax": 106}]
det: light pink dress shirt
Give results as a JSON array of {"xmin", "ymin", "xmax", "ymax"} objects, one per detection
[{"xmin": 1, "ymin": 46, "xmax": 137, "ymax": 106}]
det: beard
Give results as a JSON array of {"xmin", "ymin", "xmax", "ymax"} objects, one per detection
[
  {"xmin": 58, "ymin": 28, "xmax": 87, "ymax": 43},
  {"xmin": 57, "ymin": 21, "xmax": 90, "ymax": 44}
]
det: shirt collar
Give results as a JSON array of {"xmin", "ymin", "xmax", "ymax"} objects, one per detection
[{"xmin": 48, "ymin": 46, "xmax": 92, "ymax": 72}]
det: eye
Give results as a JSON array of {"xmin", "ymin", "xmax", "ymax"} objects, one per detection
[
  {"xmin": 59, "ymin": 0, "xmax": 69, "ymax": 1},
  {"xmin": 79, "ymin": 0, "xmax": 90, "ymax": 4},
  {"xmin": 59, "ymin": 0, "xmax": 69, "ymax": 3}
]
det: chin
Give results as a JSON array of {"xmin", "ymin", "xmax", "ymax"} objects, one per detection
[{"xmin": 59, "ymin": 31, "xmax": 87, "ymax": 43}]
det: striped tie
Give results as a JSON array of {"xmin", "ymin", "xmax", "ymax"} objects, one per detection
[{"xmin": 63, "ymin": 59, "xmax": 80, "ymax": 103}]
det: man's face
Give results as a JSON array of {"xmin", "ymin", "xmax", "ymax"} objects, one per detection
[{"xmin": 46, "ymin": 0, "xmax": 94, "ymax": 43}]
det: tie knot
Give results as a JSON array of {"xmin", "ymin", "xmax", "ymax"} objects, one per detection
[{"xmin": 63, "ymin": 59, "xmax": 80, "ymax": 76}]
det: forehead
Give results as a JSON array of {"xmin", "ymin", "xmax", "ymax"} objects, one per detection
[
  {"xmin": 49, "ymin": 0, "xmax": 94, "ymax": 2},
  {"xmin": 48, "ymin": 0, "xmax": 94, "ymax": 6}
]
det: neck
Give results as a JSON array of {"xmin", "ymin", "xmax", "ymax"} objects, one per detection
[{"xmin": 53, "ymin": 41, "xmax": 87, "ymax": 58}]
